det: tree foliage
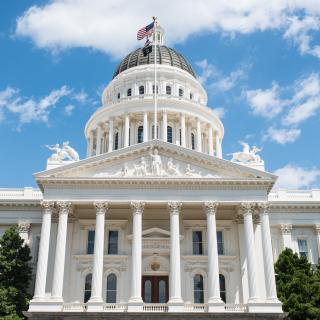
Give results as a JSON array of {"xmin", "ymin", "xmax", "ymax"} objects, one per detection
[
  {"xmin": 0, "ymin": 225, "xmax": 32, "ymax": 319},
  {"xmin": 275, "ymin": 248, "xmax": 320, "ymax": 320}
]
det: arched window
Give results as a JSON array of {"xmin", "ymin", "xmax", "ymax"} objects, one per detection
[
  {"xmin": 191, "ymin": 133, "xmax": 195, "ymax": 150},
  {"xmin": 193, "ymin": 274, "xmax": 204, "ymax": 303},
  {"xmin": 139, "ymin": 85, "xmax": 145, "ymax": 95},
  {"xmin": 84, "ymin": 273, "xmax": 92, "ymax": 303},
  {"xmin": 106, "ymin": 273, "xmax": 117, "ymax": 303},
  {"xmin": 114, "ymin": 132, "xmax": 119, "ymax": 150},
  {"xmin": 152, "ymin": 85, "xmax": 159, "ymax": 94},
  {"xmin": 138, "ymin": 126, "xmax": 144, "ymax": 143},
  {"xmin": 219, "ymin": 274, "xmax": 226, "ymax": 303},
  {"xmin": 167, "ymin": 126, "xmax": 173, "ymax": 143},
  {"xmin": 179, "ymin": 88, "xmax": 184, "ymax": 97},
  {"xmin": 127, "ymin": 88, "xmax": 132, "ymax": 97},
  {"xmin": 190, "ymin": 93, "xmax": 193, "ymax": 100},
  {"xmin": 117, "ymin": 92, "xmax": 120, "ymax": 99},
  {"xmin": 144, "ymin": 279, "xmax": 152, "ymax": 303},
  {"xmin": 179, "ymin": 128, "xmax": 182, "ymax": 146},
  {"xmin": 166, "ymin": 85, "xmax": 172, "ymax": 95}
]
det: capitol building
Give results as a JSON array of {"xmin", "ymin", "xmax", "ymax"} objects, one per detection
[{"xmin": 1, "ymin": 26, "xmax": 319, "ymax": 319}]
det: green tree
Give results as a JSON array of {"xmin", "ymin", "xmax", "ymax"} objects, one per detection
[
  {"xmin": 275, "ymin": 248, "xmax": 320, "ymax": 320},
  {"xmin": 0, "ymin": 225, "xmax": 32, "ymax": 319}
]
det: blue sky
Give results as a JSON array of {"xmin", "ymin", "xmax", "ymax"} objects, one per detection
[{"xmin": 0, "ymin": 1, "xmax": 320, "ymax": 189}]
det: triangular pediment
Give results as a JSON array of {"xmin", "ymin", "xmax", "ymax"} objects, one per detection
[{"xmin": 34, "ymin": 140, "xmax": 276, "ymax": 189}]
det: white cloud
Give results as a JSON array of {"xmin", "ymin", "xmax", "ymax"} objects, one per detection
[
  {"xmin": 15, "ymin": 0, "xmax": 320, "ymax": 59},
  {"xmin": 64, "ymin": 104, "xmax": 75, "ymax": 116},
  {"xmin": 264, "ymin": 127, "xmax": 301, "ymax": 144},
  {"xmin": 211, "ymin": 68, "xmax": 247, "ymax": 92},
  {"xmin": 274, "ymin": 164, "xmax": 320, "ymax": 189},
  {"xmin": 196, "ymin": 59, "xmax": 218, "ymax": 85},
  {"xmin": 212, "ymin": 107, "xmax": 226, "ymax": 118},
  {"xmin": 245, "ymin": 83, "xmax": 285, "ymax": 118},
  {"xmin": 72, "ymin": 90, "xmax": 88, "ymax": 104}
]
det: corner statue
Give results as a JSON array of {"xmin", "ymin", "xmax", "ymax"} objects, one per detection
[
  {"xmin": 230, "ymin": 142, "xmax": 263, "ymax": 164},
  {"xmin": 46, "ymin": 141, "xmax": 80, "ymax": 163}
]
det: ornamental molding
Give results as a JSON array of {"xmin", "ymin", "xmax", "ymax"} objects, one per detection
[
  {"xmin": 240, "ymin": 202, "xmax": 255, "ymax": 215},
  {"xmin": 314, "ymin": 224, "xmax": 320, "ymax": 235},
  {"xmin": 130, "ymin": 201, "xmax": 145, "ymax": 215},
  {"xmin": 280, "ymin": 224, "xmax": 293, "ymax": 234},
  {"xmin": 93, "ymin": 201, "xmax": 109, "ymax": 214},
  {"xmin": 57, "ymin": 201, "xmax": 72, "ymax": 214},
  {"xmin": 40, "ymin": 200, "xmax": 55, "ymax": 211},
  {"xmin": 257, "ymin": 202, "xmax": 270, "ymax": 214},
  {"xmin": 74, "ymin": 255, "xmax": 128, "ymax": 272},
  {"xmin": 203, "ymin": 201, "xmax": 218, "ymax": 215},
  {"xmin": 168, "ymin": 201, "xmax": 182, "ymax": 214},
  {"xmin": 18, "ymin": 221, "xmax": 30, "ymax": 233}
]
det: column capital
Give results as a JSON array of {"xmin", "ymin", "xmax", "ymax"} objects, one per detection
[
  {"xmin": 18, "ymin": 221, "xmax": 31, "ymax": 233},
  {"xmin": 280, "ymin": 224, "xmax": 292, "ymax": 235},
  {"xmin": 314, "ymin": 224, "xmax": 320, "ymax": 235},
  {"xmin": 57, "ymin": 201, "xmax": 72, "ymax": 215},
  {"xmin": 40, "ymin": 200, "xmax": 55, "ymax": 213},
  {"xmin": 240, "ymin": 202, "xmax": 255, "ymax": 215},
  {"xmin": 258, "ymin": 202, "xmax": 270, "ymax": 214},
  {"xmin": 167, "ymin": 201, "xmax": 182, "ymax": 215},
  {"xmin": 94, "ymin": 201, "xmax": 108, "ymax": 215},
  {"xmin": 130, "ymin": 201, "xmax": 145, "ymax": 215},
  {"xmin": 203, "ymin": 201, "xmax": 218, "ymax": 215}
]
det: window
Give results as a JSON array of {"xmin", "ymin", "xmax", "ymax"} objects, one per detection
[
  {"xmin": 87, "ymin": 230, "xmax": 95, "ymax": 254},
  {"xmin": 298, "ymin": 239, "xmax": 308, "ymax": 258},
  {"xmin": 217, "ymin": 231, "xmax": 224, "ymax": 255},
  {"xmin": 106, "ymin": 274, "xmax": 117, "ymax": 303},
  {"xmin": 144, "ymin": 280, "xmax": 152, "ymax": 303},
  {"xmin": 193, "ymin": 274, "xmax": 204, "ymax": 303},
  {"xmin": 191, "ymin": 133, "xmax": 195, "ymax": 150},
  {"xmin": 84, "ymin": 273, "xmax": 92, "ymax": 303},
  {"xmin": 33, "ymin": 235, "xmax": 40, "ymax": 262},
  {"xmin": 192, "ymin": 231, "xmax": 203, "ymax": 255},
  {"xmin": 152, "ymin": 85, "xmax": 159, "ymax": 94},
  {"xmin": 152, "ymin": 125, "xmax": 159, "ymax": 139},
  {"xmin": 108, "ymin": 230, "xmax": 118, "ymax": 254},
  {"xmin": 167, "ymin": 126, "xmax": 173, "ymax": 143},
  {"xmin": 166, "ymin": 85, "xmax": 172, "ymax": 95},
  {"xmin": 190, "ymin": 93, "xmax": 193, "ymax": 100},
  {"xmin": 138, "ymin": 126, "xmax": 144, "ymax": 143},
  {"xmin": 117, "ymin": 92, "xmax": 120, "ymax": 99},
  {"xmin": 219, "ymin": 274, "xmax": 226, "ymax": 302},
  {"xmin": 179, "ymin": 129, "xmax": 182, "ymax": 146},
  {"xmin": 179, "ymin": 88, "xmax": 184, "ymax": 97},
  {"xmin": 127, "ymin": 88, "xmax": 132, "ymax": 97},
  {"xmin": 139, "ymin": 85, "xmax": 145, "ymax": 95},
  {"xmin": 114, "ymin": 132, "xmax": 119, "ymax": 150}
]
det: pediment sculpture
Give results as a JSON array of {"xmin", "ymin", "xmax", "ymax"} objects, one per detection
[{"xmin": 46, "ymin": 141, "xmax": 80, "ymax": 164}]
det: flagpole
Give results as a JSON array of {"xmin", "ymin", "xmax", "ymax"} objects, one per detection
[{"xmin": 153, "ymin": 16, "xmax": 157, "ymax": 140}]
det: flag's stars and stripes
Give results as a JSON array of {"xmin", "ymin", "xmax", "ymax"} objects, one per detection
[{"xmin": 137, "ymin": 22, "xmax": 155, "ymax": 40}]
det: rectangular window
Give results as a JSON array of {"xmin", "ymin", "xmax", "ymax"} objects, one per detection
[
  {"xmin": 87, "ymin": 230, "xmax": 95, "ymax": 254},
  {"xmin": 33, "ymin": 235, "xmax": 40, "ymax": 262},
  {"xmin": 298, "ymin": 239, "xmax": 308, "ymax": 258},
  {"xmin": 192, "ymin": 231, "xmax": 203, "ymax": 255},
  {"xmin": 108, "ymin": 230, "xmax": 118, "ymax": 254},
  {"xmin": 217, "ymin": 231, "xmax": 224, "ymax": 255}
]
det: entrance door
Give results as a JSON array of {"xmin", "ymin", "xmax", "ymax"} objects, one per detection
[{"xmin": 142, "ymin": 276, "xmax": 169, "ymax": 303}]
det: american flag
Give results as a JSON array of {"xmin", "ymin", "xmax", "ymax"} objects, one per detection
[{"xmin": 137, "ymin": 22, "xmax": 154, "ymax": 40}]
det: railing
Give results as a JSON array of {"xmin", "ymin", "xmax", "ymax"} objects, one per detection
[
  {"xmin": 225, "ymin": 303, "xmax": 248, "ymax": 312},
  {"xmin": 63, "ymin": 302, "xmax": 86, "ymax": 312},
  {"xmin": 184, "ymin": 303, "xmax": 207, "ymax": 312},
  {"xmin": 103, "ymin": 303, "xmax": 127, "ymax": 312},
  {"xmin": 143, "ymin": 303, "xmax": 169, "ymax": 312}
]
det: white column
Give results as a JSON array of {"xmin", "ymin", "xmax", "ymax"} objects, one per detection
[
  {"xmin": 314, "ymin": 225, "xmax": 320, "ymax": 261},
  {"xmin": 208, "ymin": 126, "xmax": 214, "ymax": 156},
  {"xmin": 143, "ymin": 112, "xmax": 148, "ymax": 142},
  {"xmin": 124, "ymin": 114, "xmax": 130, "ymax": 147},
  {"xmin": 241, "ymin": 202, "xmax": 260, "ymax": 304},
  {"xmin": 215, "ymin": 131, "xmax": 222, "ymax": 158},
  {"xmin": 89, "ymin": 130, "xmax": 94, "ymax": 157},
  {"xmin": 51, "ymin": 201, "xmax": 72, "ymax": 303},
  {"xmin": 108, "ymin": 118, "xmax": 114, "ymax": 152},
  {"xmin": 128, "ymin": 201, "xmax": 145, "ymax": 311},
  {"xmin": 87, "ymin": 202, "xmax": 108, "ymax": 311},
  {"xmin": 204, "ymin": 202, "xmax": 224, "ymax": 312},
  {"xmin": 96, "ymin": 124, "xmax": 102, "ymax": 156},
  {"xmin": 168, "ymin": 201, "xmax": 184, "ymax": 311},
  {"xmin": 258, "ymin": 203, "xmax": 282, "ymax": 310},
  {"xmin": 162, "ymin": 110, "xmax": 168, "ymax": 142},
  {"xmin": 280, "ymin": 224, "xmax": 293, "ymax": 250},
  {"xmin": 30, "ymin": 201, "xmax": 54, "ymax": 304},
  {"xmin": 196, "ymin": 119, "xmax": 202, "ymax": 152},
  {"xmin": 180, "ymin": 113, "xmax": 186, "ymax": 147}
]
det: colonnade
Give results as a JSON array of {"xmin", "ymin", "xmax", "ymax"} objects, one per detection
[
  {"xmin": 30, "ymin": 201, "xmax": 280, "ymax": 312},
  {"xmin": 87, "ymin": 111, "xmax": 223, "ymax": 159}
]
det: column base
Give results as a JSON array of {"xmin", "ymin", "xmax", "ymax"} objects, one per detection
[
  {"xmin": 168, "ymin": 298, "xmax": 184, "ymax": 312},
  {"xmin": 248, "ymin": 301, "xmax": 282, "ymax": 313},
  {"xmin": 127, "ymin": 297, "xmax": 143, "ymax": 312},
  {"xmin": 207, "ymin": 298, "xmax": 225, "ymax": 312},
  {"xmin": 29, "ymin": 299, "xmax": 63, "ymax": 312},
  {"xmin": 86, "ymin": 298, "xmax": 104, "ymax": 312}
]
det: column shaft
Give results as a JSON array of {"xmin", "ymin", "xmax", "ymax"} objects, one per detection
[
  {"xmin": 51, "ymin": 202, "xmax": 71, "ymax": 300},
  {"xmin": 241, "ymin": 203, "xmax": 259, "ymax": 302},
  {"xmin": 180, "ymin": 113, "xmax": 186, "ymax": 147},
  {"xmin": 196, "ymin": 119, "xmax": 202, "ymax": 152},
  {"xmin": 33, "ymin": 201, "xmax": 54, "ymax": 300},
  {"xmin": 143, "ymin": 112, "xmax": 148, "ymax": 142},
  {"xmin": 208, "ymin": 126, "xmax": 214, "ymax": 156},
  {"xmin": 215, "ymin": 131, "xmax": 222, "ymax": 158},
  {"xmin": 163, "ymin": 111, "xmax": 168, "ymax": 142},
  {"xmin": 315, "ymin": 225, "xmax": 320, "ymax": 260},
  {"xmin": 96, "ymin": 125, "xmax": 102, "ymax": 156},
  {"xmin": 108, "ymin": 119, "xmax": 114, "ymax": 152},
  {"xmin": 89, "ymin": 130, "xmax": 94, "ymax": 157},
  {"xmin": 124, "ymin": 114, "xmax": 130, "ymax": 147}
]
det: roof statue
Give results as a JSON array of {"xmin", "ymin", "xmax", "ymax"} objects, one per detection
[{"xmin": 230, "ymin": 142, "xmax": 264, "ymax": 168}]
